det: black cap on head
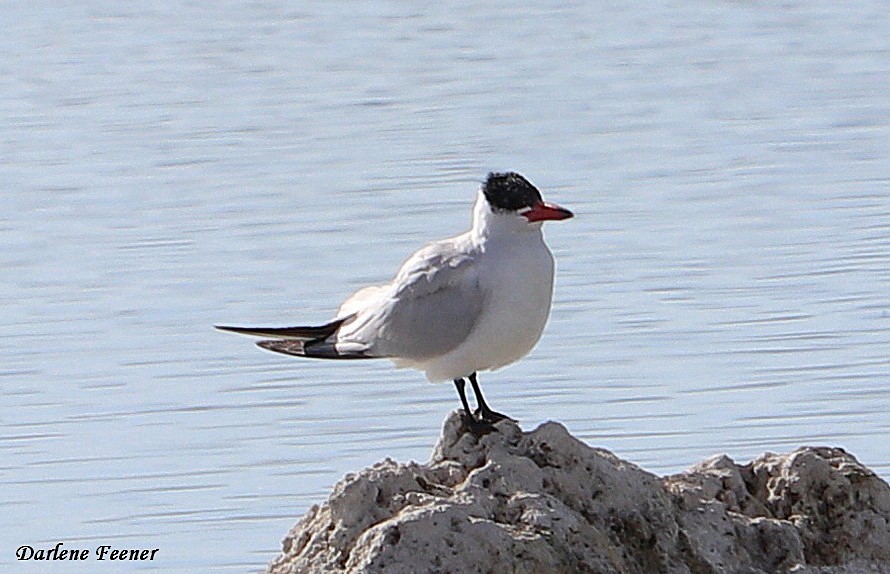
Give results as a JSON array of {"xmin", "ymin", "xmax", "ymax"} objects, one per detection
[{"xmin": 482, "ymin": 172, "xmax": 543, "ymax": 212}]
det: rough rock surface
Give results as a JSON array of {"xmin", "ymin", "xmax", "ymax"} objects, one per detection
[{"xmin": 268, "ymin": 412, "xmax": 890, "ymax": 574}]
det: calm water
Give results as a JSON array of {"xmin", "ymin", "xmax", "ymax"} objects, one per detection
[{"xmin": 3, "ymin": 1, "xmax": 888, "ymax": 572}]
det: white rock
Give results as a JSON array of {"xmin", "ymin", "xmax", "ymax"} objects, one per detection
[{"xmin": 268, "ymin": 412, "xmax": 890, "ymax": 574}]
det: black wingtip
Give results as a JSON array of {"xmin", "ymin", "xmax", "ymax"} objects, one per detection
[
  {"xmin": 257, "ymin": 339, "xmax": 307, "ymax": 356},
  {"xmin": 214, "ymin": 318, "xmax": 349, "ymax": 340},
  {"xmin": 258, "ymin": 339, "xmax": 376, "ymax": 360},
  {"xmin": 215, "ymin": 325, "xmax": 253, "ymax": 335}
]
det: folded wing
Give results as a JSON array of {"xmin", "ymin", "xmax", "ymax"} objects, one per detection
[{"xmin": 340, "ymin": 239, "xmax": 484, "ymax": 360}]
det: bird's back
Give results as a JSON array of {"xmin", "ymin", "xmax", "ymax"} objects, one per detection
[{"xmin": 334, "ymin": 231, "xmax": 484, "ymax": 362}]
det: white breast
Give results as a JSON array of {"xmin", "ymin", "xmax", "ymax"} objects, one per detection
[{"xmin": 418, "ymin": 229, "xmax": 556, "ymax": 382}]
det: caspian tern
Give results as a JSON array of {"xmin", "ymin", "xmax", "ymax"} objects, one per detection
[{"xmin": 217, "ymin": 172, "xmax": 573, "ymax": 434}]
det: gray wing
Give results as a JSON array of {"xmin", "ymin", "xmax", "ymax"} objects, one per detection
[{"xmin": 340, "ymin": 239, "xmax": 484, "ymax": 360}]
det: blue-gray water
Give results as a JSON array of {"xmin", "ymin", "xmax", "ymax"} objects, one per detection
[{"xmin": 3, "ymin": 1, "xmax": 888, "ymax": 572}]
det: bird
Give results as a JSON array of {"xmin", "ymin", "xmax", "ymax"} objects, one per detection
[{"xmin": 216, "ymin": 172, "xmax": 573, "ymax": 435}]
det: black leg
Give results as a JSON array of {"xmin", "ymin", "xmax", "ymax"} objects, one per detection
[
  {"xmin": 468, "ymin": 372, "xmax": 515, "ymax": 423},
  {"xmin": 453, "ymin": 378, "xmax": 473, "ymax": 416},
  {"xmin": 453, "ymin": 377, "xmax": 496, "ymax": 436}
]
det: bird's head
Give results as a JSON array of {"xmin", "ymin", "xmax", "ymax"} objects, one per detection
[{"xmin": 479, "ymin": 172, "xmax": 573, "ymax": 232}]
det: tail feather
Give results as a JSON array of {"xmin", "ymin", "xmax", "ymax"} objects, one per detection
[
  {"xmin": 257, "ymin": 339, "xmax": 375, "ymax": 360},
  {"xmin": 215, "ymin": 318, "xmax": 347, "ymax": 341},
  {"xmin": 217, "ymin": 316, "xmax": 375, "ymax": 360}
]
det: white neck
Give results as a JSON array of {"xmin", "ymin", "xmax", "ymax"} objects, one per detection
[{"xmin": 470, "ymin": 190, "xmax": 542, "ymax": 243}]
